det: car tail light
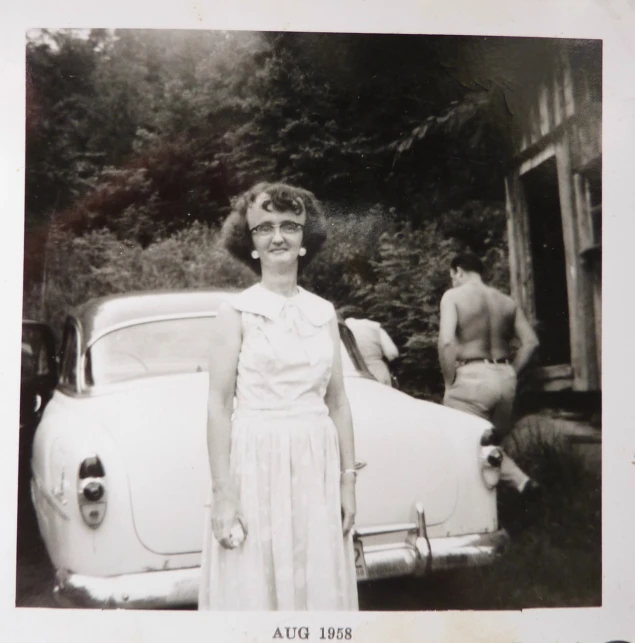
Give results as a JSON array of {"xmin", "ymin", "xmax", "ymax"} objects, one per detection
[
  {"xmin": 480, "ymin": 429, "xmax": 503, "ymax": 489},
  {"xmin": 480, "ymin": 428, "xmax": 501, "ymax": 446},
  {"xmin": 79, "ymin": 456, "xmax": 105, "ymax": 478},
  {"xmin": 78, "ymin": 455, "xmax": 107, "ymax": 528}
]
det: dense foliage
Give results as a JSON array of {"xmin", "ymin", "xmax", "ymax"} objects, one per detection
[
  {"xmin": 24, "ymin": 200, "xmax": 508, "ymax": 398},
  {"xmin": 26, "ymin": 30, "xmax": 573, "ymax": 397},
  {"xmin": 25, "ymin": 31, "xmax": 519, "ymax": 240}
]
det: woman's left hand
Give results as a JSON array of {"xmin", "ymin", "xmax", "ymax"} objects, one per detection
[{"xmin": 340, "ymin": 475, "xmax": 357, "ymax": 536}]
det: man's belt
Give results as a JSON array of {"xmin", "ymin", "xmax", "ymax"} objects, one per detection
[{"xmin": 456, "ymin": 357, "xmax": 511, "ymax": 366}]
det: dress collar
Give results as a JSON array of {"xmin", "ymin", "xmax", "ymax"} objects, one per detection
[{"xmin": 232, "ymin": 283, "xmax": 334, "ymax": 327}]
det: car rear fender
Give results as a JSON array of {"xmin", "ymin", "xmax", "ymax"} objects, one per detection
[
  {"xmin": 423, "ymin": 406, "xmax": 499, "ymax": 538},
  {"xmin": 345, "ymin": 379, "xmax": 499, "ymax": 542},
  {"xmin": 31, "ymin": 391, "xmax": 198, "ymax": 577}
]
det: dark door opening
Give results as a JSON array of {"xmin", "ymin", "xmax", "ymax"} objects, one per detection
[{"xmin": 521, "ymin": 158, "xmax": 571, "ymax": 366}]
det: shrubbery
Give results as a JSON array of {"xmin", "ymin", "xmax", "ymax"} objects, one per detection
[
  {"xmin": 23, "ymin": 223, "xmax": 256, "ymax": 338},
  {"xmin": 24, "ymin": 201, "xmax": 508, "ymax": 400},
  {"xmin": 304, "ymin": 201, "xmax": 509, "ymax": 398}
]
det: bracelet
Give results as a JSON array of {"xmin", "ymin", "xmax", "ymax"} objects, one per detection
[
  {"xmin": 340, "ymin": 468, "xmax": 357, "ymax": 478},
  {"xmin": 212, "ymin": 484, "xmax": 236, "ymax": 498}
]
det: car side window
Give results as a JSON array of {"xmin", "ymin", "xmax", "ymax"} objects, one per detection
[{"xmin": 58, "ymin": 319, "xmax": 80, "ymax": 391}]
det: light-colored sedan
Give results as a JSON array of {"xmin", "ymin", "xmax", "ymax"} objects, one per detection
[{"xmin": 30, "ymin": 289, "xmax": 508, "ymax": 609}]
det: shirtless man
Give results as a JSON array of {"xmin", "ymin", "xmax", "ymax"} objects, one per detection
[{"xmin": 438, "ymin": 252, "xmax": 540, "ymax": 494}]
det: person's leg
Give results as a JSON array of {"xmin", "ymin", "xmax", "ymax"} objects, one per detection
[
  {"xmin": 498, "ymin": 451, "xmax": 530, "ymax": 491},
  {"xmin": 491, "ymin": 366, "xmax": 531, "ymax": 492},
  {"xmin": 443, "ymin": 364, "xmax": 495, "ymax": 420},
  {"xmin": 445, "ymin": 364, "xmax": 533, "ymax": 492}
]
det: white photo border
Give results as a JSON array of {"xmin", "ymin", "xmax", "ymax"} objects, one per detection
[{"xmin": 2, "ymin": 0, "xmax": 634, "ymax": 641}]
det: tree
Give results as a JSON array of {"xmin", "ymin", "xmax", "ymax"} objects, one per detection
[
  {"xmin": 26, "ymin": 33, "xmax": 593, "ymax": 262},
  {"xmin": 26, "ymin": 30, "xmax": 109, "ymax": 228}
]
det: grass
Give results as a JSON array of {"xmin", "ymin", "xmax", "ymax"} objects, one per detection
[{"xmin": 359, "ymin": 419, "xmax": 602, "ymax": 610}]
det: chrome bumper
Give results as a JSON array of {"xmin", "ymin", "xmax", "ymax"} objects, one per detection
[
  {"xmin": 360, "ymin": 528, "xmax": 509, "ymax": 581},
  {"xmin": 54, "ymin": 504, "xmax": 509, "ymax": 609},
  {"xmin": 357, "ymin": 502, "xmax": 509, "ymax": 580},
  {"xmin": 54, "ymin": 567, "xmax": 201, "ymax": 609}
]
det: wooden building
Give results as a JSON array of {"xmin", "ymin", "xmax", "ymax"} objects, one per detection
[{"xmin": 505, "ymin": 41, "xmax": 602, "ymax": 392}]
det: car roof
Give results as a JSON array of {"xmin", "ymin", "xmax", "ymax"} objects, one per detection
[{"xmin": 71, "ymin": 289, "xmax": 241, "ymax": 349}]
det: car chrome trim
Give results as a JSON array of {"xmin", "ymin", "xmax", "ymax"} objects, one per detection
[
  {"xmin": 414, "ymin": 501, "xmax": 432, "ymax": 575},
  {"xmin": 85, "ymin": 312, "xmax": 219, "ymax": 352},
  {"xmin": 52, "ymin": 529, "xmax": 510, "ymax": 608},
  {"xmin": 53, "ymin": 567, "xmax": 201, "ymax": 609},
  {"xmin": 59, "ymin": 312, "xmax": 371, "ymax": 398},
  {"xmin": 78, "ymin": 476, "xmax": 108, "ymax": 528},
  {"xmin": 31, "ymin": 477, "xmax": 70, "ymax": 521},
  {"xmin": 427, "ymin": 529, "xmax": 509, "ymax": 572},
  {"xmin": 76, "ymin": 313, "xmax": 219, "ymax": 394},
  {"xmin": 353, "ymin": 523, "xmax": 417, "ymax": 538},
  {"xmin": 361, "ymin": 528, "xmax": 509, "ymax": 580},
  {"xmin": 480, "ymin": 445, "xmax": 504, "ymax": 489},
  {"xmin": 71, "ymin": 289, "xmax": 237, "ymax": 352}
]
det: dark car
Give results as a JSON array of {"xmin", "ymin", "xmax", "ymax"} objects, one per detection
[{"xmin": 20, "ymin": 321, "xmax": 57, "ymax": 457}]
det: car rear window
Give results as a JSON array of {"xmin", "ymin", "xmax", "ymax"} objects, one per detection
[{"xmin": 85, "ymin": 316, "xmax": 217, "ymax": 386}]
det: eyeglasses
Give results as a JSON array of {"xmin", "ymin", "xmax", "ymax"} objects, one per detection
[{"xmin": 250, "ymin": 222, "xmax": 305, "ymax": 237}]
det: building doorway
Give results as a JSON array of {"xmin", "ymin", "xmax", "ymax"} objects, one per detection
[{"xmin": 521, "ymin": 157, "xmax": 571, "ymax": 366}]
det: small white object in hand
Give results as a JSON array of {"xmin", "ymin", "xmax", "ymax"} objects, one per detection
[{"xmin": 228, "ymin": 523, "xmax": 245, "ymax": 548}]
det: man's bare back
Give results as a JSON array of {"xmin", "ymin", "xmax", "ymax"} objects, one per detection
[
  {"xmin": 438, "ymin": 253, "xmax": 540, "ymax": 495},
  {"xmin": 450, "ymin": 282, "xmax": 517, "ymax": 361},
  {"xmin": 438, "ymin": 256, "xmax": 539, "ymax": 387}
]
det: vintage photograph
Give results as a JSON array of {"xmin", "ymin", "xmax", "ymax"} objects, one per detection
[{"xmin": 17, "ymin": 29, "xmax": 602, "ymax": 613}]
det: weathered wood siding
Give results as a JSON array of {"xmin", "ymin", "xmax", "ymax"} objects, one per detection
[{"xmin": 506, "ymin": 46, "xmax": 602, "ymax": 392}]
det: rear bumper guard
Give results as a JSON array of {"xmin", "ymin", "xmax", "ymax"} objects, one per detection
[
  {"xmin": 356, "ymin": 502, "xmax": 509, "ymax": 580},
  {"xmin": 359, "ymin": 529, "xmax": 509, "ymax": 581}
]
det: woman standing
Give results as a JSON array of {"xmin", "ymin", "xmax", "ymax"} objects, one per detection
[{"xmin": 198, "ymin": 182, "xmax": 359, "ymax": 610}]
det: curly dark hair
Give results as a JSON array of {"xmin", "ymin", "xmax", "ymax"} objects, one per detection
[{"xmin": 221, "ymin": 182, "xmax": 328, "ymax": 274}]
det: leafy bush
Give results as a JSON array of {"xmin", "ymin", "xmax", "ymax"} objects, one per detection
[
  {"xmin": 25, "ymin": 200, "xmax": 508, "ymax": 399},
  {"xmin": 23, "ymin": 222, "xmax": 255, "ymax": 338},
  {"xmin": 304, "ymin": 200, "xmax": 508, "ymax": 398}
]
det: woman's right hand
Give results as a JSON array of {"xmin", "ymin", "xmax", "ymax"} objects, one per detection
[
  {"xmin": 340, "ymin": 475, "xmax": 357, "ymax": 537},
  {"xmin": 211, "ymin": 490, "xmax": 248, "ymax": 549}
]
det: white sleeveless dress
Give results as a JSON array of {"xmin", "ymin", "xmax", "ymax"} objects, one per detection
[{"xmin": 198, "ymin": 284, "xmax": 359, "ymax": 610}]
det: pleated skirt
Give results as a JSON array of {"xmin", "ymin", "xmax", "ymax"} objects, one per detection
[{"xmin": 198, "ymin": 405, "xmax": 359, "ymax": 610}]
